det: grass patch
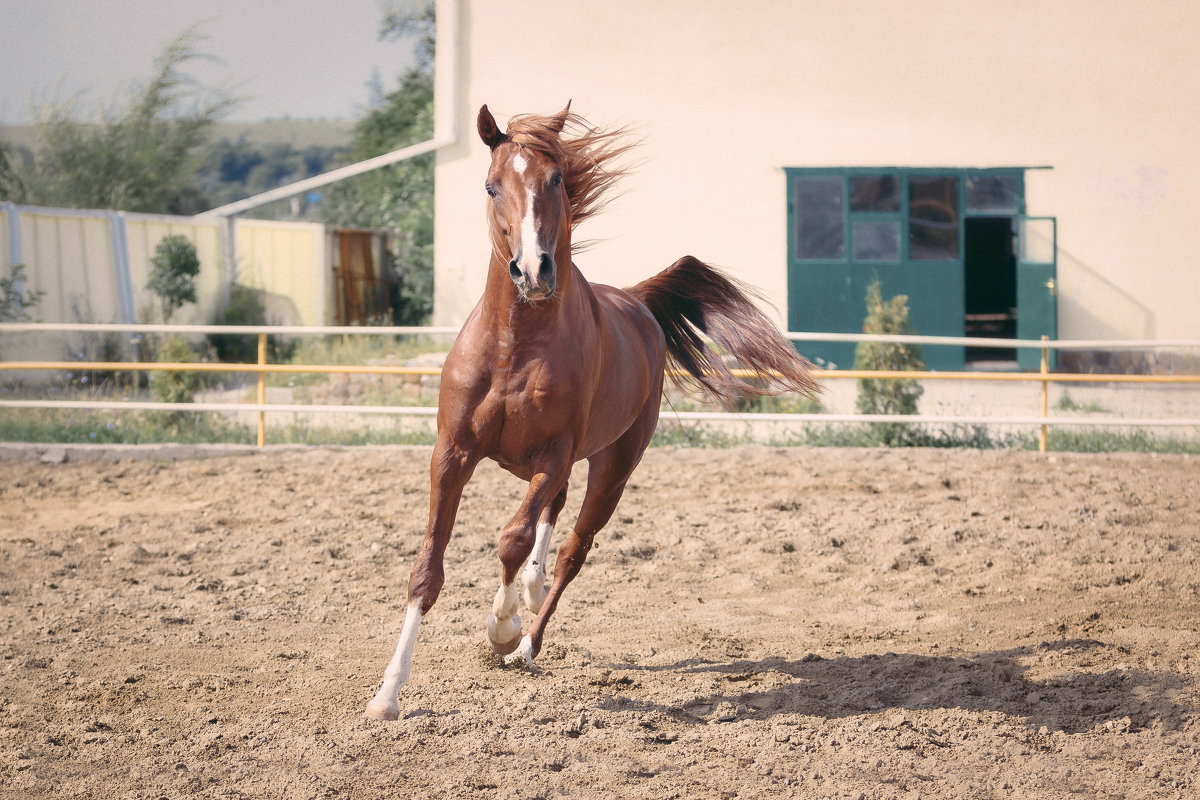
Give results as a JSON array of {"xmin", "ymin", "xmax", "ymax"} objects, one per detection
[
  {"xmin": 650, "ymin": 421, "xmax": 753, "ymax": 448},
  {"xmin": 280, "ymin": 334, "xmax": 451, "ymax": 387},
  {"xmin": 1038, "ymin": 427, "xmax": 1200, "ymax": 454},
  {"xmin": 0, "ymin": 407, "xmax": 254, "ymax": 445},
  {"xmin": 264, "ymin": 421, "xmax": 436, "ymax": 447},
  {"xmin": 1054, "ymin": 390, "xmax": 1109, "ymax": 414},
  {"xmin": 0, "ymin": 406, "xmax": 438, "ymax": 447},
  {"xmin": 784, "ymin": 422, "xmax": 1021, "ymax": 449}
]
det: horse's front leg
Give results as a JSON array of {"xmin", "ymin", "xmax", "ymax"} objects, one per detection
[
  {"xmin": 487, "ymin": 450, "xmax": 572, "ymax": 655},
  {"xmin": 365, "ymin": 440, "xmax": 479, "ymax": 721}
]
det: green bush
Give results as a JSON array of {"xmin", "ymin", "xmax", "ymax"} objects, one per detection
[
  {"xmin": 853, "ymin": 280, "xmax": 925, "ymax": 446},
  {"xmin": 209, "ymin": 284, "xmax": 295, "ymax": 364},
  {"xmin": 1, "ymin": 264, "xmax": 43, "ymax": 323},
  {"xmin": 148, "ymin": 335, "xmax": 204, "ymax": 434},
  {"xmin": 149, "ymin": 335, "xmax": 201, "ymax": 404}
]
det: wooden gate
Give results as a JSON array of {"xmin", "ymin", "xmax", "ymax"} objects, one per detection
[{"xmin": 333, "ymin": 229, "xmax": 392, "ymax": 325}]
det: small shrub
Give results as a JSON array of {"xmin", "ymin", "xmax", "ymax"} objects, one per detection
[
  {"xmin": 0, "ymin": 264, "xmax": 44, "ymax": 323},
  {"xmin": 149, "ymin": 336, "xmax": 202, "ymax": 431},
  {"xmin": 209, "ymin": 284, "xmax": 295, "ymax": 365},
  {"xmin": 854, "ymin": 280, "xmax": 925, "ymax": 446}
]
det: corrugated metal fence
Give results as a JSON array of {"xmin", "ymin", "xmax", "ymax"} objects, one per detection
[{"xmin": 1, "ymin": 202, "xmax": 390, "ymax": 360}]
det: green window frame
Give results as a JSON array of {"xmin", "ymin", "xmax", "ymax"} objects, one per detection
[
  {"xmin": 785, "ymin": 166, "xmax": 1034, "ymax": 372},
  {"xmin": 787, "ymin": 167, "xmax": 1027, "ymax": 267}
]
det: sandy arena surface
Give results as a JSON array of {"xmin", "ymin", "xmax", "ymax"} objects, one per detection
[{"xmin": 1, "ymin": 444, "xmax": 1198, "ymax": 799}]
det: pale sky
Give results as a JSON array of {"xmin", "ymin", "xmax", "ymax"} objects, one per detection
[{"xmin": 0, "ymin": 0, "xmax": 417, "ymax": 124}]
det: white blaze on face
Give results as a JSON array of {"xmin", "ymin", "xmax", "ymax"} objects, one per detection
[{"xmin": 512, "ymin": 153, "xmax": 540, "ymax": 278}]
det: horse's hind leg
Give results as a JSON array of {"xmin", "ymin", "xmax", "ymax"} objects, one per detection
[
  {"xmin": 508, "ymin": 413, "xmax": 656, "ymax": 665},
  {"xmin": 522, "ymin": 487, "xmax": 568, "ymax": 614},
  {"xmin": 487, "ymin": 451, "xmax": 572, "ymax": 654}
]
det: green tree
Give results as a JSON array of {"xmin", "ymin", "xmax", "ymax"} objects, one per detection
[
  {"xmin": 0, "ymin": 29, "xmax": 237, "ymax": 213},
  {"xmin": 380, "ymin": 0, "xmax": 436, "ymax": 72},
  {"xmin": 322, "ymin": 2, "xmax": 435, "ymax": 324},
  {"xmin": 196, "ymin": 137, "xmax": 348, "ymax": 214},
  {"xmin": 146, "ymin": 235, "xmax": 200, "ymax": 323},
  {"xmin": 854, "ymin": 279, "xmax": 925, "ymax": 445}
]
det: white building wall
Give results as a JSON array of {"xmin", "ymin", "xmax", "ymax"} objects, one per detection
[{"xmin": 434, "ymin": 0, "xmax": 1199, "ymax": 340}]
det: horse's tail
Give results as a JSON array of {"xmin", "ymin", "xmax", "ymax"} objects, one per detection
[{"xmin": 628, "ymin": 255, "xmax": 820, "ymax": 404}]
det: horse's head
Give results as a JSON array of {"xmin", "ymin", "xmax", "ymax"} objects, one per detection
[{"xmin": 478, "ymin": 104, "xmax": 571, "ymax": 302}]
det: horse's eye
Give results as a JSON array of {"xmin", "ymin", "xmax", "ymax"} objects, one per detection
[
  {"xmin": 550, "ymin": 171, "xmax": 563, "ymax": 188},
  {"xmin": 485, "ymin": 183, "xmax": 498, "ymax": 198}
]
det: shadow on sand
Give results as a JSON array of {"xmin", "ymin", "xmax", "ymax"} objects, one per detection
[{"xmin": 597, "ymin": 638, "xmax": 1193, "ymax": 735}]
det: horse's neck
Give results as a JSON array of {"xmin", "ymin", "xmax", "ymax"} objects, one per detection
[{"xmin": 481, "ymin": 258, "xmax": 591, "ymax": 335}]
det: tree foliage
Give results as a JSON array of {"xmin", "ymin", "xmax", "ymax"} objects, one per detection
[
  {"xmin": 195, "ymin": 137, "xmax": 348, "ymax": 215},
  {"xmin": 321, "ymin": 65, "xmax": 435, "ymax": 324},
  {"xmin": 380, "ymin": 0, "xmax": 436, "ymax": 72},
  {"xmin": 0, "ymin": 30, "xmax": 237, "ymax": 213}
]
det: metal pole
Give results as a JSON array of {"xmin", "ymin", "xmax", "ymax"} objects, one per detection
[
  {"xmin": 257, "ymin": 333, "xmax": 267, "ymax": 448},
  {"xmin": 1039, "ymin": 335, "xmax": 1050, "ymax": 453}
]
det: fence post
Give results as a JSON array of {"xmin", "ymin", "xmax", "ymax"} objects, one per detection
[
  {"xmin": 257, "ymin": 333, "xmax": 268, "ymax": 448},
  {"xmin": 1039, "ymin": 335, "xmax": 1049, "ymax": 453}
]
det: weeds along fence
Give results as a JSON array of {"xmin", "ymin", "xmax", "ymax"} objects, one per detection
[{"xmin": 1, "ymin": 322, "xmax": 1199, "ymax": 452}]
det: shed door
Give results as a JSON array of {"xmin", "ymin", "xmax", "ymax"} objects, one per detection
[{"xmin": 1015, "ymin": 216, "xmax": 1057, "ymax": 370}]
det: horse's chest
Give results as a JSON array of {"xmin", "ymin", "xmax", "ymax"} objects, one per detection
[
  {"xmin": 451, "ymin": 356, "xmax": 580, "ymax": 438},
  {"xmin": 498, "ymin": 360, "xmax": 579, "ymax": 418}
]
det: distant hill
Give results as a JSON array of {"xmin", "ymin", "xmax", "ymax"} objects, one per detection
[
  {"xmin": 0, "ymin": 119, "xmax": 355, "ymax": 151},
  {"xmin": 208, "ymin": 119, "xmax": 355, "ymax": 149}
]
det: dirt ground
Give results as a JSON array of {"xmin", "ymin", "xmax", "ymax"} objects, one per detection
[{"xmin": 1, "ymin": 444, "xmax": 1197, "ymax": 799}]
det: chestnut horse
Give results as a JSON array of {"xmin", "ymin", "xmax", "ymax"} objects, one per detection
[{"xmin": 365, "ymin": 104, "xmax": 818, "ymax": 720}]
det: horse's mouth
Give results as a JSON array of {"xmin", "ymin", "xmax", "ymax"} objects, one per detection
[{"xmin": 520, "ymin": 282, "xmax": 555, "ymax": 302}]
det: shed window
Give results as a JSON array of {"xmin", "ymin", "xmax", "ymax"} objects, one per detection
[
  {"xmin": 909, "ymin": 176, "xmax": 959, "ymax": 260},
  {"xmin": 966, "ymin": 175, "xmax": 1018, "ymax": 213},
  {"xmin": 850, "ymin": 175, "xmax": 900, "ymax": 212},
  {"xmin": 853, "ymin": 220, "xmax": 901, "ymax": 261},
  {"xmin": 793, "ymin": 175, "xmax": 844, "ymax": 259}
]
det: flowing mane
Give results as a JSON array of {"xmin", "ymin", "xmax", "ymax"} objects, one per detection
[{"xmin": 504, "ymin": 112, "xmax": 636, "ymax": 248}]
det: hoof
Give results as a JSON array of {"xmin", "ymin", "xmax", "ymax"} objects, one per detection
[
  {"xmin": 487, "ymin": 612, "xmax": 522, "ymax": 655},
  {"xmin": 364, "ymin": 697, "xmax": 400, "ymax": 721},
  {"xmin": 488, "ymin": 630, "xmax": 523, "ymax": 655},
  {"xmin": 503, "ymin": 635, "xmax": 536, "ymax": 668}
]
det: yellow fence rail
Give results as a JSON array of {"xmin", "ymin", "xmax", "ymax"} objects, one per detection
[{"xmin": 2, "ymin": 324, "xmax": 1198, "ymax": 452}]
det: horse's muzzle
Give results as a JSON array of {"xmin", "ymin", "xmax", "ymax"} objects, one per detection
[{"xmin": 509, "ymin": 251, "xmax": 556, "ymax": 299}]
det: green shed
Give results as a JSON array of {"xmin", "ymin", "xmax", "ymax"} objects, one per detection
[{"xmin": 785, "ymin": 168, "xmax": 1057, "ymax": 371}]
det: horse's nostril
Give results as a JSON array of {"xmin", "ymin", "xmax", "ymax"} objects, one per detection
[
  {"xmin": 509, "ymin": 259, "xmax": 522, "ymax": 281},
  {"xmin": 538, "ymin": 253, "xmax": 555, "ymax": 281}
]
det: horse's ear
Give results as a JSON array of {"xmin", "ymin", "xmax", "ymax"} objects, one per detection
[
  {"xmin": 547, "ymin": 100, "xmax": 572, "ymax": 135},
  {"xmin": 477, "ymin": 105, "xmax": 505, "ymax": 150}
]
